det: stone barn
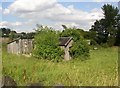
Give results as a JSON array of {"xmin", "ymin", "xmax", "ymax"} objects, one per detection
[
  {"xmin": 59, "ymin": 37, "xmax": 73, "ymax": 60},
  {"xmin": 7, "ymin": 38, "xmax": 33, "ymax": 55}
]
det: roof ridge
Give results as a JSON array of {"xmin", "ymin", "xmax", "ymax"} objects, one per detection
[
  {"xmin": 59, "ymin": 37, "xmax": 72, "ymax": 46},
  {"xmin": 64, "ymin": 37, "xmax": 72, "ymax": 46}
]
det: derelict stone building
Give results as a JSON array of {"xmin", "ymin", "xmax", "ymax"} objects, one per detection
[
  {"xmin": 59, "ymin": 37, "xmax": 73, "ymax": 60},
  {"xmin": 7, "ymin": 38, "xmax": 33, "ymax": 55}
]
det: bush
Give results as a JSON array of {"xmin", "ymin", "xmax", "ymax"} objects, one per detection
[
  {"xmin": 33, "ymin": 26, "xmax": 63, "ymax": 61},
  {"xmin": 60, "ymin": 28, "xmax": 82, "ymax": 42},
  {"xmin": 70, "ymin": 40, "xmax": 89, "ymax": 60},
  {"xmin": 90, "ymin": 40, "xmax": 98, "ymax": 46},
  {"xmin": 60, "ymin": 28, "xmax": 90, "ymax": 60},
  {"xmin": 107, "ymin": 36, "xmax": 116, "ymax": 47},
  {"xmin": 101, "ymin": 43, "xmax": 109, "ymax": 48},
  {"xmin": 33, "ymin": 26, "xmax": 89, "ymax": 61}
]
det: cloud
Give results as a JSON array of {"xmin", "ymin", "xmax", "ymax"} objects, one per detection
[
  {"xmin": 3, "ymin": 9, "xmax": 10, "ymax": 14},
  {"xmin": 92, "ymin": 0, "xmax": 119, "ymax": 2},
  {"xmin": 0, "ymin": 21, "xmax": 22, "ymax": 28},
  {"xmin": 57, "ymin": 0, "xmax": 119, "ymax": 2},
  {"xmin": 3, "ymin": 0, "xmax": 57, "ymax": 14},
  {"xmin": 0, "ymin": 20, "xmax": 37, "ymax": 32},
  {"xmin": 0, "ymin": 6, "xmax": 2, "ymax": 12},
  {"xmin": 45, "ymin": 6, "xmax": 104, "ymax": 30},
  {"xmin": 3, "ymin": 0, "xmax": 104, "ymax": 31}
]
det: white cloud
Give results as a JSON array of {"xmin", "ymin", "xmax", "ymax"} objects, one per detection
[
  {"xmin": 54, "ymin": 22, "xmax": 79, "ymax": 30},
  {"xmin": 3, "ymin": 0, "xmax": 104, "ymax": 31},
  {"xmin": 0, "ymin": 21, "xmax": 22, "ymax": 28},
  {"xmin": 3, "ymin": 9, "xmax": 10, "ymax": 14},
  {"xmin": 57, "ymin": 0, "xmax": 119, "ymax": 2},
  {"xmin": 12, "ymin": 22, "xmax": 22, "ymax": 26},
  {"xmin": 0, "ymin": 21, "xmax": 9, "ymax": 26},
  {"xmin": 3, "ymin": 0, "xmax": 57, "ymax": 14},
  {"xmin": 0, "ymin": 6, "xmax": 2, "ymax": 12},
  {"xmin": 92, "ymin": 0, "xmax": 119, "ymax": 2},
  {"xmin": 0, "ymin": 21, "xmax": 36, "ymax": 32},
  {"xmin": 45, "ymin": 7, "xmax": 104, "ymax": 30}
]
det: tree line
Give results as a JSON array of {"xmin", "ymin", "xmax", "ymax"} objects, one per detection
[{"xmin": 0, "ymin": 28, "xmax": 35, "ymax": 40}]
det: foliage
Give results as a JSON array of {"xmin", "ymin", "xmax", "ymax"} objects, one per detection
[
  {"xmin": 0, "ymin": 28, "xmax": 19, "ymax": 40},
  {"xmin": 70, "ymin": 40, "xmax": 90, "ymax": 60},
  {"xmin": 100, "ymin": 43, "xmax": 109, "ymax": 48},
  {"xmin": 90, "ymin": 4, "xmax": 120, "ymax": 46},
  {"xmin": 60, "ymin": 28, "xmax": 83, "ymax": 42},
  {"xmin": 115, "ymin": 14, "xmax": 120, "ymax": 46},
  {"xmin": 0, "ymin": 28, "xmax": 13, "ymax": 37},
  {"xmin": 102, "ymin": 4, "xmax": 119, "ymax": 27},
  {"xmin": 33, "ymin": 25, "xmax": 63, "ymax": 61},
  {"xmin": 82, "ymin": 31, "xmax": 91, "ymax": 39},
  {"xmin": 9, "ymin": 31, "xmax": 17, "ymax": 40},
  {"xmin": 0, "ymin": 28, "xmax": 35, "ymax": 40},
  {"xmin": 60, "ymin": 27, "xmax": 90, "ymax": 59},
  {"xmin": 20, "ymin": 32, "xmax": 35, "ymax": 39},
  {"xmin": 2, "ymin": 46, "xmax": 118, "ymax": 86},
  {"xmin": 90, "ymin": 39, "xmax": 98, "ymax": 46}
]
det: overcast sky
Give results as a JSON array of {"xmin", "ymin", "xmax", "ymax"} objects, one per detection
[{"xmin": 0, "ymin": 0, "xmax": 119, "ymax": 33}]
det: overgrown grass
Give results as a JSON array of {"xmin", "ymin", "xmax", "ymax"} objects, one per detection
[{"xmin": 2, "ymin": 46, "xmax": 118, "ymax": 86}]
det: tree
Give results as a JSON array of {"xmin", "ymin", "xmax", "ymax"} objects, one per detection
[
  {"xmin": 26, "ymin": 32, "xmax": 35, "ymax": 39},
  {"xmin": 102, "ymin": 4, "xmax": 119, "ymax": 27},
  {"xmin": 90, "ymin": 19, "xmax": 107, "ymax": 44},
  {"xmin": 60, "ymin": 28, "xmax": 83, "ymax": 42},
  {"xmin": 33, "ymin": 25, "xmax": 63, "ymax": 61},
  {"xmin": 0, "ymin": 28, "xmax": 11, "ymax": 37},
  {"xmin": 62, "ymin": 25, "xmax": 68, "ymax": 29},
  {"xmin": 9, "ymin": 31, "xmax": 17, "ymax": 40},
  {"xmin": 90, "ymin": 4, "xmax": 119, "ymax": 46},
  {"xmin": 102, "ymin": 4, "xmax": 119, "ymax": 46}
]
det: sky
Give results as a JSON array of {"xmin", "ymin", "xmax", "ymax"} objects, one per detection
[{"xmin": 0, "ymin": 0, "xmax": 119, "ymax": 33}]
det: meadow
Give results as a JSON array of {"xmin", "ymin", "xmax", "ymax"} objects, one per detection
[{"xmin": 2, "ymin": 46, "xmax": 118, "ymax": 86}]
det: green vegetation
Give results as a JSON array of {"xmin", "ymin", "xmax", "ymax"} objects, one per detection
[
  {"xmin": 0, "ymin": 28, "xmax": 35, "ymax": 40},
  {"xmin": 2, "ymin": 47, "xmax": 118, "ymax": 86},
  {"xmin": 33, "ymin": 25, "xmax": 89, "ymax": 61},
  {"xmin": 60, "ymin": 27, "xmax": 90, "ymax": 59},
  {"xmin": 33, "ymin": 26, "xmax": 63, "ymax": 61},
  {"xmin": 1, "ymin": 3, "xmax": 119, "ymax": 86},
  {"xmin": 90, "ymin": 4, "xmax": 120, "ymax": 46}
]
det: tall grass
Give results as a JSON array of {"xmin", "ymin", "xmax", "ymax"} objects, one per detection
[{"xmin": 2, "ymin": 46, "xmax": 118, "ymax": 86}]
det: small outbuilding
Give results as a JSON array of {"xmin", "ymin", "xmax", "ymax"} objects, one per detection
[
  {"xmin": 7, "ymin": 37, "xmax": 73, "ymax": 60},
  {"xmin": 59, "ymin": 37, "xmax": 73, "ymax": 60},
  {"xmin": 7, "ymin": 38, "xmax": 33, "ymax": 55}
]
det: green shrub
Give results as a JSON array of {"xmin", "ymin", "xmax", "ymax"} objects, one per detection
[
  {"xmin": 101, "ymin": 43, "xmax": 109, "ymax": 48},
  {"xmin": 60, "ymin": 28, "xmax": 82, "ymax": 42},
  {"xmin": 33, "ymin": 26, "xmax": 89, "ymax": 61},
  {"xmin": 60, "ymin": 28, "xmax": 90, "ymax": 60},
  {"xmin": 33, "ymin": 26, "xmax": 63, "ymax": 61},
  {"xmin": 70, "ymin": 40, "xmax": 89, "ymax": 60},
  {"xmin": 107, "ymin": 36, "xmax": 116, "ymax": 47},
  {"xmin": 90, "ymin": 40, "xmax": 98, "ymax": 46}
]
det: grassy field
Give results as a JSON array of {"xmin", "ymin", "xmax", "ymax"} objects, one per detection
[{"xmin": 2, "ymin": 46, "xmax": 118, "ymax": 86}]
